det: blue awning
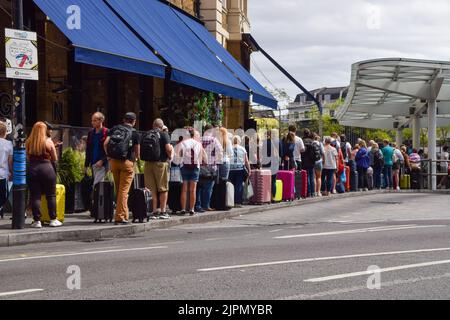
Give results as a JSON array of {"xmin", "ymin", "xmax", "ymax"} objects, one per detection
[
  {"xmin": 106, "ymin": 0, "xmax": 250, "ymax": 102},
  {"xmin": 33, "ymin": 0, "xmax": 165, "ymax": 78},
  {"xmin": 172, "ymin": 10, "xmax": 278, "ymax": 109}
]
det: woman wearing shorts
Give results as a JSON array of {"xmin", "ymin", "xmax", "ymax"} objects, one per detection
[{"xmin": 179, "ymin": 128, "xmax": 206, "ymax": 216}]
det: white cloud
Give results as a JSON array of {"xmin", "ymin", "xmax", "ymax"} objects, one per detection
[{"xmin": 248, "ymin": 0, "xmax": 450, "ymax": 100}]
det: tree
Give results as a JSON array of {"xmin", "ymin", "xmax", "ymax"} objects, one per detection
[{"xmin": 437, "ymin": 126, "xmax": 450, "ymax": 147}]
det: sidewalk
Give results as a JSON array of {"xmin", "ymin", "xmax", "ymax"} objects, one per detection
[{"xmin": 0, "ymin": 189, "xmax": 447, "ymax": 247}]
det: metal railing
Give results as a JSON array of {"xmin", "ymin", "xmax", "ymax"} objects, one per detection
[{"xmin": 416, "ymin": 159, "xmax": 449, "ymax": 190}]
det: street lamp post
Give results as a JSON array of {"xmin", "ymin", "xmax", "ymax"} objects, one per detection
[{"xmin": 11, "ymin": 0, "xmax": 27, "ymax": 229}]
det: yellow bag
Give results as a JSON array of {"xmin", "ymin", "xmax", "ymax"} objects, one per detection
[
  {"xmin": 272, "ymin": 180, "xmax": 283, "ymax": 202},
  {"xmin": 41, "ymin": 184, "xmax": 66, "ymax": 223}
]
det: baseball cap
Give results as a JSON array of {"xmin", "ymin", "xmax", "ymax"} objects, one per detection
[{"xmin": 124, "ymin": 112, "xmax": 137, "ymax": 121}]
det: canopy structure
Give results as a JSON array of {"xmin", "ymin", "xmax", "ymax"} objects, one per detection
[
  {"xmin": 106, "ymin": 0, "xmax": 251, "ymax": 103},
  {"xmin": 174, "ymin": 10, "xmax": 277, "ymax": 109},
  {"xmin": 34, "ymin": 0, "xmax": 166, "ymax": 78},
  {"xmin": 336, "ymin": 58, "xmax": 450, "ymax": 190}
]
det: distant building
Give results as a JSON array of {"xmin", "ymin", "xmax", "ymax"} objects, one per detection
[{"xmin": 287, "ymin": 87, "xmax": 349, "ymax": 123}]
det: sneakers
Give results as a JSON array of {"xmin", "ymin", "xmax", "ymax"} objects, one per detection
[
  {"xmin": 114, "ymin": 220, "xmax": 132, "ymax": 225},
  {"xmin": 30, "ymin": 221, "xmax": 42, "ymax": 229},
  {"xmin": 396, "ymin": 186, "xmax": 401, "ymax": 191},
  {"xmin": 49, "ymin": 219, "xmax": 63, "ymax": 227},
  {"xmin": 364, "ymin": 188, "xmax": 369, "ymax": 192},
  {"xmin": 317, "ymin": 192, "xmax": 323, "ymax": 197},
  {"xmin": 158, "ymin": 213, "xmax": 171, "ymax": 220},
  {"xmin": 189, "ymin": 211, "xmax": 196, "ymax": 216}
]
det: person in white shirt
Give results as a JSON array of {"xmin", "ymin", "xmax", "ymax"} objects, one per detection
[
  {"xmin": 392, "ymin": 143, "xmax": 404, "ymax": 190},
  {"xmin": 289, "ymin": 125, "xmax": 305, "ymax": 171},
  {"xmin": 321, "ymin": 137, "xmax": 338, "ymax": 196},
  {"xmin": 0, "ymin": 122, "xmax": 13, "ymax": 219},
  {"xmin": 178, "ymin": 128, "xmax": 206, "ymax": 216}
]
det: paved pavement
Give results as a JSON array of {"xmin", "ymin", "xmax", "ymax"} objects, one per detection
[
  {"xmin": 0, "ymin": 189, "xmax": 412, "ymax": 247},
  {"xmin": 0, "ymin": 192, "xmax": 449, "ymax": 300}
]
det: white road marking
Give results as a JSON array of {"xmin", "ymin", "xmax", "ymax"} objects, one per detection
[
  {"xmin": 274, "ymin": 225, "xmax": 446, "ymax": 239},
  {"xmin": 269, "ymin": 229, "xmax": 284, "ymax": 233},
  {"xmin": 305, "ymin": 259, "xmax": 450, "ymax": 283},
  {"xmin": 282, "ymin": 273, "xmax": 450, "ymax": 300},
  {"xmin": 197, "ymin": 247, "xmax": 450, "ymax": 272},
  {"xmin": 0, "ymin": 246, "xmax": 168, "ymax": 264},
  {"xmin": 0, "ymin": 289, "xmax": 44, "ymax": 297}
]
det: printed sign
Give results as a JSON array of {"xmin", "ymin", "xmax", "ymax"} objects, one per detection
[{"xmin": 5, "ymin": 28, "xmax": 39, "ymax": 81}]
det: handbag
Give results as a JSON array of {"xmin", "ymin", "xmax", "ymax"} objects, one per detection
[
  {"xmin": 243, "ymin": 180, "xmax": 254, "ymax": 201},
  {"xmin": 170, "ymin": 165, "xmax": 182, "ymax": 183},
  {"xmin": 200, "ymin": 165, "xmax": 217, "ymax": 181}
]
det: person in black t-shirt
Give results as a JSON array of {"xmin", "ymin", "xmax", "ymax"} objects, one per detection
[
  {"xmin": 144, "ymin": 119, "xmax": 173, "ymax": 220},
  {"xmin": 104, "ymin": 112, "xmax": 140, "ymax": 225}
]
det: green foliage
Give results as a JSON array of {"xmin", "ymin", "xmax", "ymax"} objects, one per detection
[
  {"xmin": 57, "ymin": 148, "xmax": 84, "ymax": 186},
  {"xmin": 403, "ymin": 128, "xmax": 412, "ymax": 141},
  {"xmin": 366, "ymin": 129, "xmax": 394, "ymax": 142},
  {"xmin": 438, "ymin": 126, "xmax": 450, "ymax": 146}
]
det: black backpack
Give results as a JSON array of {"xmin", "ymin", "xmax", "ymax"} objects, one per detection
[
  {"xmin": 141, "ymin": 130, "xmax": 161, "ymax": 162},
  {"xmin": 374, "ymin": 150, "xmax": 384, "ymax": 167},
  {"xmin": 306, "ymin": 140, "xmax": 321, "ymax": 162},
  {"xmin": 341, "ymin": 142, "xmax": 348, "ymax": 160},
  {"xmin": 107, "ymin": 125, "xmax": 133, "ymax": 160}
]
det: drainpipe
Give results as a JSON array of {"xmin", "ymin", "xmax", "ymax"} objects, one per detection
[{"xmin": 195, "ymin": 0, "xmax": 201, "ymax": 18}]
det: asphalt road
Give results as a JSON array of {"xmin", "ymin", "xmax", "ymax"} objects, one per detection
[{"xmin": 0, "ymin": 193, "xmax": 450, "ymax": 300}]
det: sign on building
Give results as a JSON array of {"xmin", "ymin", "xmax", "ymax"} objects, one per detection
[{"xmin": 5, "ymin": 28, "xmax": 39, "ymax": 81}]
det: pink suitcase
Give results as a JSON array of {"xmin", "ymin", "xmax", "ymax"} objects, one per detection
[
  {"xmin": 277, "ymin": 170, "xmax": 295, "ymax": 201},
  {"xmin": 249, "ymin": 170, "xmax": 272, "ymax": 205}
]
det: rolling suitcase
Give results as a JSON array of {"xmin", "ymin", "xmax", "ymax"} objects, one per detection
[
  {"xmin": 295, "ymin": 170, "xmax": 308, "ymax": 199},
  {"xmin": 350, "ymin": 170, "xmax": 359, "ymax": 192},
  {"xmin": 92, "ymin": 182, "xmax": 114, "ymax": 223},
  {"xmin": 277, "ymin": 170, "xmax": 295, "ymax": 201},
  {"xmin": 273, "ymin": 180, "xmax": 283, "ymax": 202},
  {"xmin": 129, "ymin": 188, "xmax": 152, "ymax": 223},
  {"xmin": 249, "ymin": 170, "xmax": 272, "ymax": 205},
  {"xmin": 168, "ymin": 182, "xmax": 182, "ymax": 213},
  {"xmin": 41, "ymin": 184, "xmax": 65, "ymax": 223},
  {"xmin": 400, "ymin": 174, "xmax": 410, "ymax": 189},
  {"xmin": 211, "ymin": 180, "xmax": 234, "ymax": 211},
  {"xmin": 345, "ymin": 166, "xmax": 351, "ymax": 191}
]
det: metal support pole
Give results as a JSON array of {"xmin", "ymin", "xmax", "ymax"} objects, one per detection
[
  {"xmin": 11, "ymin": 0, "xmax": 27, "ymax": 229},
  {"xmin": 428, "ymin": 100, "xmax": 437, "ymax": 191},
  {"xmin": 396, "ymin": 128, "xmax": 403, "ymax": 147},
  {"xmin": 412, "ymin": 115, "xmax": 420, "ymax": 150}
]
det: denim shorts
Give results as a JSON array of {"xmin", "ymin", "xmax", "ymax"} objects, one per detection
[
  {"xmin": 181, "ymin": 166, "xmax": 200, "ymax": 182},
  {"xmin": 314, "ymin": 161, "xmax": 323, "ymax": 171}
]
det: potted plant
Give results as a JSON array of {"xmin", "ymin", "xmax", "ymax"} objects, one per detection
[{"xmin": 57, "ymin": 148, "xmax": 85, "ymax": 213}]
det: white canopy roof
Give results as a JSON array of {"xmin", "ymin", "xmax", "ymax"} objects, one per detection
[{"xmin": 336, "ymin": 58, "xmax": 450, "ymax": 129}]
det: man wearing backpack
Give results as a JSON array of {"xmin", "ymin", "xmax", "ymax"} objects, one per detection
[
  {"xmin": 104, "ymin": 112, "xmax": 141, "ymax": 225},
  {"xmin": 85, "ymin": 112, "xmax": 109, "ymax": 186},
  {"xmin": 142, "ymin": 119, "xmax": 173, "ymax": 220}
]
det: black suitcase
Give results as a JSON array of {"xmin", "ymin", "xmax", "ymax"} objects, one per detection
[
  {"xmin": 81, "ymin": 176, "xmax": 93, "ymax": 212},
  {"xmin": 129, "ymin": 173, "xmax": 145, "ymax": 195},
  {"xmin": 92, "ymin": 182, "xmax": 114, "ymax": 223},
  {"xmin": 411, "ymin": 170, "xmax": 421, "ymax": 189},
  {"xmin": 168, "ymin": 182, "xmax": 182, "ymax": 213},
  {"xmin": 210, "ymin": 180, "xmax": 231, "ymax": 211},
  {"xmin": 129, "ymin": 188, "xmax": 152, "ymax": 223},
  {"xmin": 350, "ymin": 170, "xmax": 359, "ymax": 191}
]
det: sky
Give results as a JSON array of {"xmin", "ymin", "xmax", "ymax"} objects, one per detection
[{"xmin": 248, "ymin": 0, "xmax": 450, "ymax": 103}]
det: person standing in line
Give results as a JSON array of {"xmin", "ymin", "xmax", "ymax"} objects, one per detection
[
  {"xmin": 217, "ymin": 127, "xmax": 233, "ymax": 181},
  {"xmin": 85, "ymin": 112, "xmax": 109, "ymax": 186},
  {"xmin": 301, "ymin": 129, "xmax": 319, "ymax": 197},
  {"xmin": 229, "ymin": 136, "xmax": 251, "ymax": 207},
  {"xmin": 371, "ymin": 143, "xmax": 384, "ymax": 189},
  {"xmin": 282, "ymin": 132, "xmax": 296, "ymax": 170},
  {"xmin": 104, "ymin": 112, "xmax": 140, "ymax": 225},
  {"xmin": 27, "ymin": 122, "xmax": 62, "ymax": 228},
  {"xmin": 355, "ymin": 140, "xmax": 370, "ymax": 191},
  {"xmin": 143, "ymin": 119, "xmax": 173, "ymax": 220},
  {"xmin": 289, "ymin": 125, "xmax": 305, "ymax": 171},
  {"xmin": 196, "ymin": 124, "xmax": 223, "ymax": 213},
  {"xmin": 392, "ymin": 143, "xmax": 404, "ymax": 190},
  {"xmin": 0, "ymin": 122, "xmax": 13, "ymax": 219},
  {"xmin": 313, "ymin": 133, "xmax": 324, "ymax": 197},
  {"xmin": 321, "ymin": 137, "xmax": 338, "ymax": 196},
  {"xmin": 179, "ymin": 128, "xmax": 206, "ymax": 216},
  {"xmin": 438, "ymin": 146, "xmax": 449, "ymax": 189},
  {"xmin": 381, "ymin": 139, "xmax": 395, "ymax": 190}
]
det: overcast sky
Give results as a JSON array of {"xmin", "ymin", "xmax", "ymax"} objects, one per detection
[{"xmin": 248, "ymin": 0, "xmax": 450, "ymax": 102}]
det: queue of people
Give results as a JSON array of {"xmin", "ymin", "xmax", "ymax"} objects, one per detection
[{"xmin": 2, "ymin": 112, "xmax": 446, "ymax": 228}]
